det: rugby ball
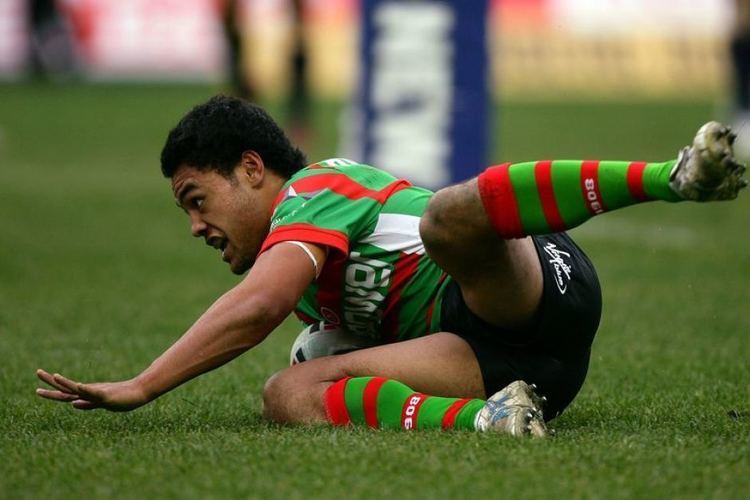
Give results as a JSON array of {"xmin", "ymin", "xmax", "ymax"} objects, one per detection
[{"xmin": 289, "ymin": 321, "xmax": 379, "ymax": 365}]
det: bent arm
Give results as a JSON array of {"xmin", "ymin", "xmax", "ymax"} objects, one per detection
[{"xmin": 37, "ymin": 242, "xmax": 327, "ymax": 411}]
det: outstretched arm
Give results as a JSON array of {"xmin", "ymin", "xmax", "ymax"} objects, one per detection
[{"xmin": 36, "ymin": 242, "xmax": 327, "ymax": 411}]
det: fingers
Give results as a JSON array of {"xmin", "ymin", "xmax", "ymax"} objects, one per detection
[
  {"xmin": 72, "ymin": 399, "xmax": 100, "ymax": 410},
  {"xmin": 36, "ymin": 388, "xmax": 79, "ymax": 402},
  {"xmin": 37, "ymin": 369, "xmax": 77, "ymax": 394},
  {"xmin": 37, "ymin": 369, "xmax": 83, "ymax": 405},
  {"xmin": 74, "ymin": 383, "xmax": 104, "ymax": 403},
  {"xmin": 37, "ymin": 368, "xmax": 93, "ymax": 402},
  {"xmin": 36, "ymin": 368, "xmax": 107, "ymax": 410},
  {"xmin": 52, "ymin": 373, "xmax": 81, "ymax": 394}
]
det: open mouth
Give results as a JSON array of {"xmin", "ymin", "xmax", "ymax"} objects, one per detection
[{"xmin": 207, "ymin": 237, "xmax": 229, "ymax": 260}]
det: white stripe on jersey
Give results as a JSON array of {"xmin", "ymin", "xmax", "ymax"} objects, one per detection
[
  {"xmin": 359, "ymin": 213, "xmax": 425, "ymax": 255},
  {"xmin": 317, "ymin": 158, "xmax": 358, "ymax": 167}
]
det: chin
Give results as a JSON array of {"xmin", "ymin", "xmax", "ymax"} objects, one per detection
[{"xmin": 229, "ymin": 256, "xmax": 253, "ymax": 275}]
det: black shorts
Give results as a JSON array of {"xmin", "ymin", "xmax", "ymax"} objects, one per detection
[{"xmin": 440, "ymin": 232, "xmax": 602, "ymax": 420}]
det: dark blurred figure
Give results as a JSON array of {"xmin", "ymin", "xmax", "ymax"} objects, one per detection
[
  {"xmin": 28, "ymin": 0, "xmax": 78, "ymax": 80},
  {"xmin": 731, "ymin": 0, "xmax": 750, "ymax": 158},
  {"xmin": 222, "ymin": 0, "xmax": 253, "ymax": 99},
  {"xmin": 221, "ymin": 0, "xmax": 311, "ymax": 146},
  {"xmin": 287, "ymin": 0, "xmax": 311, "ymax": 146}
]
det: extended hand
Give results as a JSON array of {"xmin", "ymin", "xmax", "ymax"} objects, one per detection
[{"xmin": 36, "ymin": 369, "xmax": 150, "ymax": 412}]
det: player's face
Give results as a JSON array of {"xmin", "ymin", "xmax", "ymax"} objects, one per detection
[{"xmin": 171, "ymin": 156, "xmax": 282, "ymax": 274}]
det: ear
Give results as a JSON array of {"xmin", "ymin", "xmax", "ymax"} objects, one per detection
[{"xmin": 238, "ymin": 150, "xmax": 265, "ymax": 188}]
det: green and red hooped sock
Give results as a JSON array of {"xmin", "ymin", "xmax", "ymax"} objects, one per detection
[
  {"xmin": 478, "ymin": 159, "xmax": 682, "ymax": 238},
  {"xmin": 324, "ymin": 376, "xmax": 485, "ymax": 430}
]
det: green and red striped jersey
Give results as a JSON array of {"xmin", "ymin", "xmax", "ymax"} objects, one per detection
[{"xmin": 259, "ymin": 158, "xmax": 450, "ymax": 342}]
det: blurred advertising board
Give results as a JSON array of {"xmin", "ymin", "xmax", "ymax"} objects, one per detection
[
  {"xmin": 0, "ymin": 0, "xmax": 27, "ymax": 76},
  {"xmin": 1, "ymin": 0, "xmax": 226, "ymax": 80},
  {"xmin": 0, "ymin": 0, "xmax": 735, "ymax": 96},
  {"xmin": 341, "ymin": 0, "xmax": 489, "ymax": 188},
  {"xmin": 493, "ymin": 0, "xmax": 733, "ymax": 98},
  {"xmin": 68, "ymin": 0, "xmax": 226, "ymax": 79}
]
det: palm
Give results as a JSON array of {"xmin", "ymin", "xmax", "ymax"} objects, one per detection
[{"xmin": 36, "ymin": 369, "xmax": 148, "ymax": 412}]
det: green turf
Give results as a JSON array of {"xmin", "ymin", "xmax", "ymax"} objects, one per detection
[{"xmin": 1, "ymin": 84, "xmax": 748, "ymax": 499}]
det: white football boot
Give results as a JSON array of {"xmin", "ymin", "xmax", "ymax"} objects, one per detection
[
  {"xmin": 669, "ymin": 121, "xmax": 748, "ymax": 201},
  {"xmin": 475, "ymin": 380, "xmax": 548, "ymax": 437}
]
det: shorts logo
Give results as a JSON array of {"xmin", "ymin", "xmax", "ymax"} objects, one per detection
[
  {"xmin": 543, "ymin": 243, "xmax": 572, "ymax": 295},
  {"xmin": 320, "ymin": 307, "xmax": 340, "ymax": 325}
]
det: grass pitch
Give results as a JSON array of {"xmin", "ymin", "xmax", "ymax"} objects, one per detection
[{"xmin": 1, "ymin": 84, "xmax": 749, "ymax": 499}]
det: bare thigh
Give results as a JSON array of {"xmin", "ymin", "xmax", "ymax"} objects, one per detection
[
  {"xmin": 262, "ymin": 332, "xmax": 484, "ymax": 424},
  {"xmin": 419, "ymin": 178, "xmax": 544, "ymax": 328}
]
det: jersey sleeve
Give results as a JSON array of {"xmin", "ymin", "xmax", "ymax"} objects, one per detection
[{"xmin": 259, "ymin": 182, "xmax": 376, "ymax": 257}]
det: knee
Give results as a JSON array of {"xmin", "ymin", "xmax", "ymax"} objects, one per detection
[
  {"xmin": 420, "ymin": 188, "xmax": 459, "ymax": 252},
  {"xmin": 262, "ymin": 370, "xmax": 293, "ymax": 423},
  {"xmin": 421, "ymin": 181, "xmax": 484, "ymax": 255},
  {"xmin": 262, "ymin": 365, "xmax": 333, "ymax": 425}
]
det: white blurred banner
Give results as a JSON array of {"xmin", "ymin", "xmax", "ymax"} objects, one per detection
[
  {"xmin": 71, "ymin": 0, "xmax": 225, "ymax": 79},
  {"xmin": 0, "ymin": 0, "xmax": 226, "ymax": 80},
  {"xmin": 550, "ymin": 0, "xmax": 731, "ymax": 36},
  {"xmin": 0, "ymin": 0, "xmax": 27, "ymax": 75}
]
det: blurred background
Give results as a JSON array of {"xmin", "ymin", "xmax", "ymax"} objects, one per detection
[
  {"xmin": 0, "ymin": 0, "xmax": 745, "ymax": 180},
  {"xmin": 2, "ymin": 0, "xmax": 748, "ymax": 189},
  {"xmin": 0, "ymin": 0, "xmax": 733, "ymax": 98}
]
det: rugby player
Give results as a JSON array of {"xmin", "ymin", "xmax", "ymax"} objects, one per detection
[{"xmin": 36, "ymin": 96, "xmax": 748, "ymax": 437}]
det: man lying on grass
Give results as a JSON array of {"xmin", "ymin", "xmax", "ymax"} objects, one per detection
[{"xmin": 36, "ymin": 96, "xmax": 748, "ymax": 437}]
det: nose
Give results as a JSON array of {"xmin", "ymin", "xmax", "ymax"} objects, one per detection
[{"xmin": 190, "ymin": 213, "xmax": 208, "ymax": 238}]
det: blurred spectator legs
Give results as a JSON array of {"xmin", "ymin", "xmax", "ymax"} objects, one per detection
[
  {"xmin": 222, "ymin": 0, "xmax": 310, "ymax": 149},
  {"xmin": 287, "ymin": 0, "xmax": 312, "ymax": 148},
  {"xmin": 28, "ymin": 0, "xmax": 78, "ymax": 80},
  {"xmin": 222, "ymin": 0, "xmax": 253, "ymax": 100}
]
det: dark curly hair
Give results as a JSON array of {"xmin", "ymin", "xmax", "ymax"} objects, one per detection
[{"xmin": 160, "ymin": 95, "xmax": 307, "ymax": 179}]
